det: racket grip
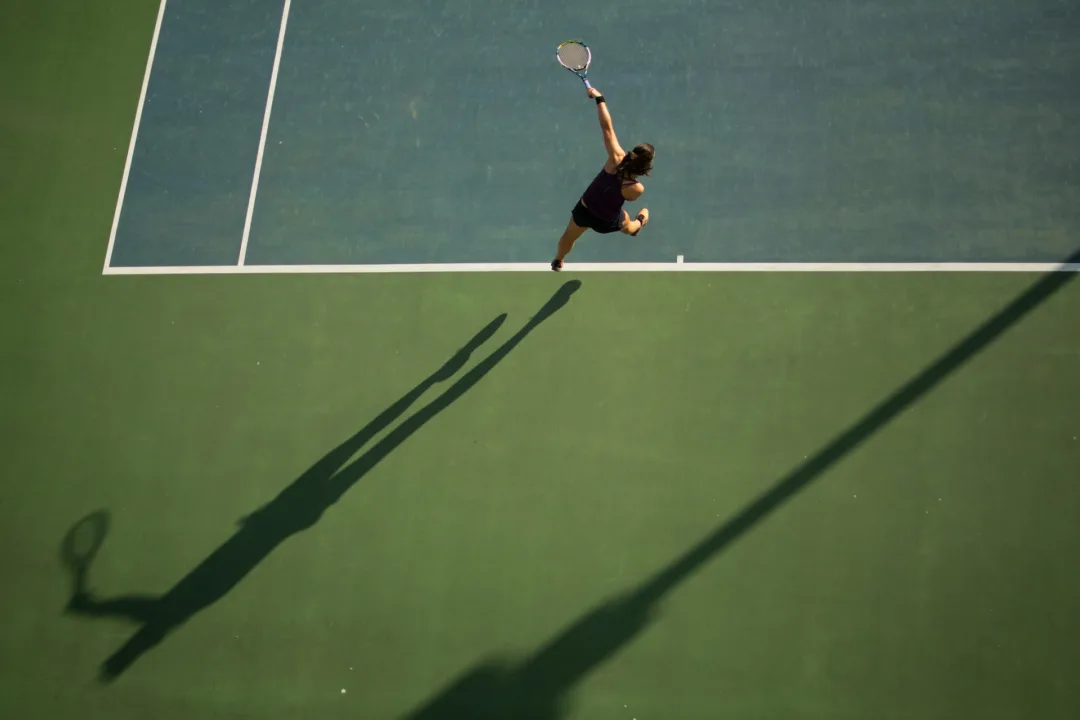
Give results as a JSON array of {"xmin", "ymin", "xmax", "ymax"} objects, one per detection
[{"xmin": 582, "ymin": 78, "xmax": 592, "ymax": 89}]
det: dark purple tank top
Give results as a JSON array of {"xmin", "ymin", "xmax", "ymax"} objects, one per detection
[{"xmin": 580, "ymin": 168, "xmax": 626, "ymax": 222}]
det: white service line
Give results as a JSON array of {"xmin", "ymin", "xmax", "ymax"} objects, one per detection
[
  {"xmin": 102, "ymin": 0, "xmax": 168, "ymax": 272},
  {"xmin": 237, "ymin": 0, "xmax": 293, "ymax": 266}
]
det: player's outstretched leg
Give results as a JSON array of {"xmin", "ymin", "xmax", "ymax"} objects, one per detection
[{"xmin": 552, "ymin": 218, "xmax": 588, "ymax": 271}]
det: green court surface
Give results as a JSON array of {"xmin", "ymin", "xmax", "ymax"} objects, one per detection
[{"xmin": 3, "ymin": 1, "xmax": 1080, "ymax": 719}]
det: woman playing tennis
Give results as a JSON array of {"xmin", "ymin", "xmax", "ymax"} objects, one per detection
[{"xmin": 551, "ymin": 86, "xmax": 653, "ymax": 271}]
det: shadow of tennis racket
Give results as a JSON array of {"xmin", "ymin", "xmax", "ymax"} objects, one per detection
[
  {"xmin": 61, "ymin": 279, "xmax": 584, "ymax": 682},
  {"xmin": 59, "ymin": 510, "xmax": 111, "ymax": 599}
]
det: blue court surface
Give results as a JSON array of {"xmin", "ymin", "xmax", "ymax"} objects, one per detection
[{"xmin": 104, "ymin": 0, "xmax": 1080, "ymax": 272}]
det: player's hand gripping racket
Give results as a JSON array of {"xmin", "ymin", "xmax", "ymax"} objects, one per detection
[{"xmin": 556, "ymin": 40, "xmax": 592, "ymax": 89}]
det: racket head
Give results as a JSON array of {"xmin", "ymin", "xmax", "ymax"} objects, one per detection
[{"xmin": 555, "ymin": 40, "xmax": 591, "ymax": 73}]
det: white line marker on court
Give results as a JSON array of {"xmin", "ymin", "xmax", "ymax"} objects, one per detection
[
  {"xmin": 101, "ymin": 261, "xmax": 1080, "ymax": 276},
  {"xmin": 102, "ymin": 0, "xmax": 168, "ymax": 272},
  {"xmin": 238, "ymin": 0, "xmax": 293, "ymax": 266},
  {"xmin": 677, "ymin": 254, "xmax": 684, "ymax": 263}
]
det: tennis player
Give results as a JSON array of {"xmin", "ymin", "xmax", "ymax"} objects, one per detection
[{"xmin": 551, "ymin": 86, "xmax": 653, "ymax": 271}]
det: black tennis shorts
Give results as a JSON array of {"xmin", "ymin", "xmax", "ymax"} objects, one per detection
[{"xmin": 571, "ymin": 199, "xmax": 625, "ymax": 235}]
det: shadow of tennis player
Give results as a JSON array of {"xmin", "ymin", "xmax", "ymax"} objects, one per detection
[
  {"xmin": 60, "ymin": 280, "xmax": 581, "ymax": 682},
  {"xmin": 401, "ymin": 250, "xmax": 1080, "ymax": 719}
]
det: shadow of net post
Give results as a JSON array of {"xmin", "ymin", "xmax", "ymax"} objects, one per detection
[{"xmin": 403, "ymin": 251, "xmax": 1080, "ymax": 720}]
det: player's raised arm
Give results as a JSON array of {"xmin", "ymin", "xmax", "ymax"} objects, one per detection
[{"xmin": 587, "ymin": 87, "xmax": 624, "ymax": 164}]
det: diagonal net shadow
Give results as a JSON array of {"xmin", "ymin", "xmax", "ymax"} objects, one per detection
[
  {"xmin": 402, "ymin": 251, "xmax": 1080, "ymax": 720},
  {"xmin": 60, "ymin": 280, "xmax": 582, "ymax": 682}
]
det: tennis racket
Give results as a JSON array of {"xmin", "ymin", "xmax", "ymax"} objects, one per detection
[{"xmin": 556, "ymin": 40, "xmax": 592, "ymax": 89}]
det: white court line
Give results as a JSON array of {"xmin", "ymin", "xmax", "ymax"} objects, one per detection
[
  {"xmin": 102, "ymin": 261, "xmax": 1080, "ymax": 276},
  {"xmin": 238, "ymin": 0, "xmax": 293, "ymax": 266},
  {"xmin": 102, "ymin": 0, "xmax": 168, "ymax": 272}
]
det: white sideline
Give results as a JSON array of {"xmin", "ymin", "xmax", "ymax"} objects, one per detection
[
  {"xmin": 238, "ymin": 0, "xmax": 293, "ymax": 266},
  {"xmin": 102, "ymin": 0, "xmax": 168, "ymax": 272}
]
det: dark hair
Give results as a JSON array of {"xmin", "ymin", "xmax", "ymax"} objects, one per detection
[{"xmin": 615, "ymin": 143, "xmax": 654, "ymax": 181}]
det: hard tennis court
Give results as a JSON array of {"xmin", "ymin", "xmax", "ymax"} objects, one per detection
[{"xmin": 3, "ymin": 0, "xmax": 1080, "ymax": 718}]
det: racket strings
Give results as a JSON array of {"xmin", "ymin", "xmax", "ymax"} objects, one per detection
[{"xmin": 557, "ymin": 42, "xmax": 589, "ymax": 71}]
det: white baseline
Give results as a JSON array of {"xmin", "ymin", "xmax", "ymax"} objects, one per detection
[{"xmin": 102, "ymin": 261, "xmax": 1080, "ymax": 275}]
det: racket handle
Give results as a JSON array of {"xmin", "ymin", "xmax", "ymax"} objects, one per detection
[{"xmin": 582, "ymin": 77, "xmax": 592, "ymax": 89}]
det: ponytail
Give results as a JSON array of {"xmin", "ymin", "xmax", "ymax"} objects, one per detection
[{"xmin": 615, "ymin": 143, "xmax": 655, "ymax": 181}]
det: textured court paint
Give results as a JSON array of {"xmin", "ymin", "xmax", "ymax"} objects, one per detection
[
  {"xmin": 5, "ymin": 1, "xmax": 1080, "ymax": 719},
  {"xmin": 237, "ymin": 0, "xmax": 1080, "ymax": 266},
  {"xmin": 105, "ymin": 0, "xmax": 284, "ymax": 267},
  {"xmin": 5, "ymin": 269, "xmax": 1080, "ymax": 719}
]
